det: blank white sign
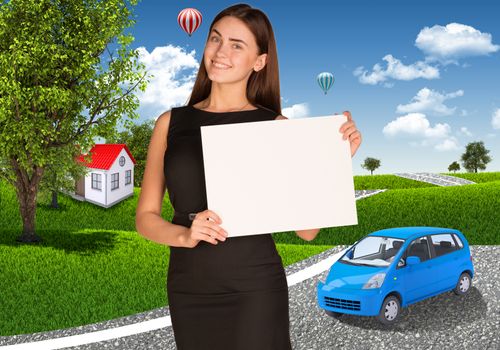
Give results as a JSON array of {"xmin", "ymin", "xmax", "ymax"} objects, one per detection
[{"xmin": 200, "ymin": 115, "xmax": 358, "ymax": 237}]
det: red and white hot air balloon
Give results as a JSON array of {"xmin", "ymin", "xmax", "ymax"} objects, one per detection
[{"xmin": 177, "ymin": 8, "xmax": 202, "ymax": 37}]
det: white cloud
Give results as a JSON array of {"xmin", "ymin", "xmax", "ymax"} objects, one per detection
[
  {"xmin": 134, "ymin": 45, "xmax": 200, "ymax": 120},
  {"xmin": 435, "ymin": 137, "xmax": 460, "ymax": 151},
  {"xmin": 383, "ymin": 113, "xmax": 459, "ymax": 151},
  {"xmin": 282, "ymin": 103, "xmax": 310, "ymax": 119},
  {"xmin": 383, "ymin": 113, "xmax": 448, "ymax": 137},
  {"xmin": 354, "ymin": 54, "xmax": 439, "ymax": 85},
  {"xmin": 458, "ymin": 127, "xmax": 472, "ymax": 137},
  {"xmin": 416, "ymin": 23, "xmax": 500, "ymax": 63},
  {"xmin": 492, "ymin": 109, "xmax": 500, "ymax": 129},
  {"xmin": 396, "ymin": 88, "xmax": 464, "ymax": 116},
  {"xmin": 354, "ymin": 23, "xmax": 498, "ymax": 88}
]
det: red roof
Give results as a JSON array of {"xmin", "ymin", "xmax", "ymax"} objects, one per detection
[{"xmin": 75, "ymin": 144, "xmax": 136, "ymax": 170}]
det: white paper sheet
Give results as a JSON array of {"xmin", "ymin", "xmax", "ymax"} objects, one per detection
[{"xmin": 200, "ymin": 115, "xmax": 358, "ymax": 237}]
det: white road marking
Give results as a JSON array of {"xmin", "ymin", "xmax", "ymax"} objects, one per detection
[{"xmin": 0, "ymin": 318, "xmax": 170, "ymax": 350}]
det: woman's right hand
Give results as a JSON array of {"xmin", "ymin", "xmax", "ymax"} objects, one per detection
[{"xmin": 185, "ymin": 209, "xmax": 228, "ymax": 248}]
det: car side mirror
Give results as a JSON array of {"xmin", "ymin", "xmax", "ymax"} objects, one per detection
[{"xmin": 406, "ymin": 256, "xmax": 420, "ymax": 265}]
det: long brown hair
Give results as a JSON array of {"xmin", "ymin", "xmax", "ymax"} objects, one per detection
[{"xmin": 187, "ymin": 3, "xmax": 281, "ymax": 115}]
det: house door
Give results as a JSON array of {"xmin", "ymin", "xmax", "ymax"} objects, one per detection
[{"xmin": 75, "ymin": 176, "xmax": 85, "ymax": 196}]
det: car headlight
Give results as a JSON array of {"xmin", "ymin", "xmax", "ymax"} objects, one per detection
[{"xmin": 363, "ymin": 273, "xmax": 386, "ymax": 289}]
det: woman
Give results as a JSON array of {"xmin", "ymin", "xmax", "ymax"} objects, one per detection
[{"xmin": 136, "ymin": 3, "xmax": 361, "ymax": 349}]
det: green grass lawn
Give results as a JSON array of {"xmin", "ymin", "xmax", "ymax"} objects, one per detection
[
  {"xmin": 353, "ymin": 174, "xmax": 437, "ymax": 189},
  {"xmin": 273, "ymin": 179, "xmax": 500, "ymax": 246},
  {"xmin": 441, "ymin": 171, "xmax": 500, "ymax": 183},
  {"xmin": 0, "ymin": 172, "xmax": 499, "ymax": 336}
]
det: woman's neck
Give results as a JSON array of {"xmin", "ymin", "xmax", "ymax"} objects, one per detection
[{"xmin": 200, "ymin": 82, "xmax": 253, "ymax": 112}]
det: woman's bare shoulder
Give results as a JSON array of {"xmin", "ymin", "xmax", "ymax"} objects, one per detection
[
  {"xmin": 153, "ymin": 110, "xmax": 173, "ymax": 141},
  {"xmin": 156, "ymin": 109, "xmax": 172, "ymax": 127}
]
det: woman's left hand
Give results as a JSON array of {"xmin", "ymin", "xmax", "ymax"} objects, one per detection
[{"xmin": 338, "ymin": 110, "xmax": 362, "ymax": 157}]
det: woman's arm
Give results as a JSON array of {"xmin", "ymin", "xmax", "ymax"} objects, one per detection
[
  {"xmin": 135, "ymin": 110, "xmax": 192, "ymax": 247},
  {"xmin": 296, "ymin": 228, "xmax": 320, "ymax": 241}
]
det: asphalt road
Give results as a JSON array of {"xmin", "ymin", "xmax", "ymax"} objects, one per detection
[
  {"xmin": 288, "ymin": 245, "xmax": 499, "ymax": 350},
  {"xmin": 1, "ymin": 245, "xmax": 498, "ymax": 350}
]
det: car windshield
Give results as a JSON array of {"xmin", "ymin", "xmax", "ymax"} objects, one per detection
[{"xmin": 340, "ymin": 236, "xmax": 406, "ymax": 267}]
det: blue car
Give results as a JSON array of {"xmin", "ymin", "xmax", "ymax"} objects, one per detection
[{"xmin": 317, "ymin": 227, "xmax": 474, "ymax": 324}]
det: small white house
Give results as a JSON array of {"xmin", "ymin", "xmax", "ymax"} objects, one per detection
[{"xmin": 72, "ymin": 144, "xmax": 136, "ymax": 208}]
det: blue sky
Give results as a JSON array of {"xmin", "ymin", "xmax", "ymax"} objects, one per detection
[{"xmin": 117, "ymin": 0, "xmax": 500, "ymax": 175}]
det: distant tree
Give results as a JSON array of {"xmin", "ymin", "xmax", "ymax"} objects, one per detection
[
  {"xmin": 461, "ymin": 141, "xmax": 492, "ymax": 173},
  {"xmin": 107, "ymin": 119, "xmax": 154, "ymax": 187},
  {"xmin": 361, "ymin": 157, "xmax": 381, "ymax": 175},
  {"xmin": 448, "ymin": 161, "xmax": 460, "ymax": 173}
]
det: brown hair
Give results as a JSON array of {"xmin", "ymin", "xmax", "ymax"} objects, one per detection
[{"xmin": 186, "ymin": 3, "xmax": 281, "ymax": 115}]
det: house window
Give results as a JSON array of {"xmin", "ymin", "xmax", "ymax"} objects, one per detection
[
  {"xmin": 125, "ymin": 170, "xmax": 131, "ymax": 185},
  {"xmin": 91, "ymin": 173, "xmax": 102, "ymax": 190},
  {"xmin": 111, "ymin": 173, "xmax": 119, "ymax": 190}
]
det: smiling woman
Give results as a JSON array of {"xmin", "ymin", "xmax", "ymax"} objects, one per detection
[
  {"xmin": 135, "ymin": 0, "xmax": 362, "ymax": 347},
  {"xmin": 135, "ymin": 4, "xmax": 294, "ymax": 350}
]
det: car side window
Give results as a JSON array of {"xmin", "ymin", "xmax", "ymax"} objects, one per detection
[
  {"xmin": 404, "ymin": 237, "xmax": 431, "ymax": 262},
  {"xmin": 431, "ymin": 234, "xmax": 458, "ymax": 257},
  {"xmin": 453, "ymin": 233, "xmax": 464, "ymax": 248}
]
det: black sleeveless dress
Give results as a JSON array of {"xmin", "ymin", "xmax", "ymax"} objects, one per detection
[{"xmin": 163, "ymin": 105, "xmax": 293, "ymax": 350}]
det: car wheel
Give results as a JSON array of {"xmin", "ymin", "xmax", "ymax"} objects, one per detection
[
  {"xmin": 376, "ymin": 295, "xmax": 401, "ymax": 325},
  {"xmin": 325, "ymin": 310, "xmax": 343, "ymax": 318},
  {"xmin": 453, "ymin": 272, "xmax": 471, "ymax": 296}
]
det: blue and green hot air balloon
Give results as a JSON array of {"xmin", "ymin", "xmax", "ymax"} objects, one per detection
[{"xmin": 317, "ymin": 72, "xmax": 334, "ymax": 95}]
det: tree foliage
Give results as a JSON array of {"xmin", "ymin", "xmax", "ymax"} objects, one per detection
[
  {"xmin": 448, "ymin": 161, "xmax": 460, "ymax": 173},
  {"xmin": 461, "ymin": 141, "xmax": 491, "ymax": 173},
  {"xmin": 107, "ymin": 118, "xmax": 154, "ymax": 187},
  {"xmin": 0, "ymin": 0, "xmax": 149, "ymax": 242},
  {"xmin": 361, "ymin": 157, "xmax": 381, "ymax": 175}
]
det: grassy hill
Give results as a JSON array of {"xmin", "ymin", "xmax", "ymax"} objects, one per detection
[{"xmin": 0, "ymin": 172, "xmax": 498, "ymax": 336}]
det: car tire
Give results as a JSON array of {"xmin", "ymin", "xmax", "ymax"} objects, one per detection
[
  {"xmin": 325, "ymin": 310, "xmax": 343, "ymax": 318},
  {"xmin": 453, "ymin": 272, "xmax": 471, "ymax": 296},
  {"xmin": 376, "ymin": 295, "xmax": 401, "ymax": 325}
]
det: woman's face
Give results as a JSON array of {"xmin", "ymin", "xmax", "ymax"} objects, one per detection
[{"xmin": 204, "ymin": 16, "xmax": 267, "ymax": 84}]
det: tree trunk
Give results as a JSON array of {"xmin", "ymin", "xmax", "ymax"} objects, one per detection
[
  {"xmin": 51, "ymin": 190, "xmax": 60, "ymax": 209},
  {"xmin": 371, "ymin": 170, "xmax": 373, "ymax": 175},
  {"xmin": 10, "ymin": 157, "xmax": 45, "ymax": 243}
]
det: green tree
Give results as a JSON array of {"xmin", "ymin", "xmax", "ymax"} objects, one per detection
[
  {"xmin": 461, "ymin": 141, "xmax": 492, "ymax": 173},
  {"xmin": 361, "ymin": 157, "xmax": 381, "ymax": 175},
  {"xmin": 106, "ymin": 119, "xmax": 154, "ymax": 187},
  {"xmin": 448, "ymin": 161, "xmax": 460, "ymax": 173},
  {"xmin": 36, "ymin": 144, "xmax": 89, "ymax": 209},
  {"xmin": 0, "ymin": 0, "xmax": 150, "ymax": 243}
]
